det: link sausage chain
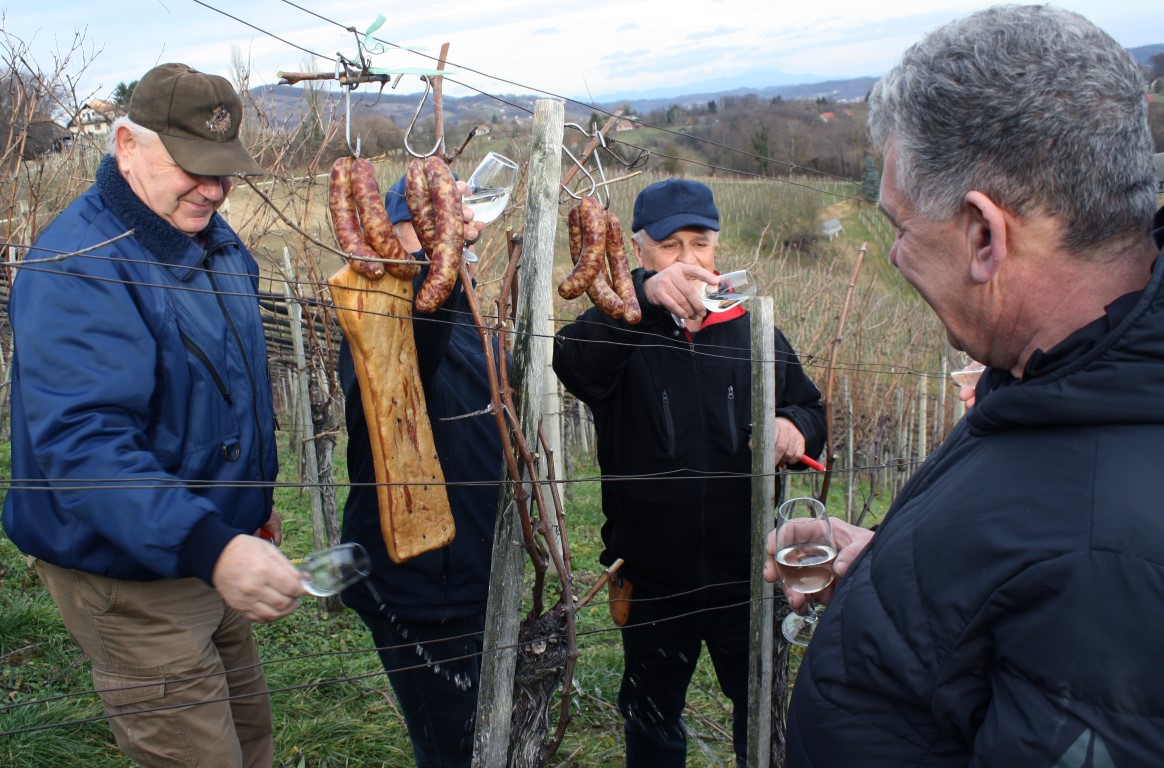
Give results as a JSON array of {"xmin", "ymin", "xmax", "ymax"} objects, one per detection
[
  {"xmin": 328, "ymin": 156, "xmax": 421, "ymax": 281},
  {"xmin": 558, "ymin": 195, "xmax": 641, "ymax": 324},
  {"xmin": 328, "ymin": 155, "xmax": 464, "ymax": 315}
]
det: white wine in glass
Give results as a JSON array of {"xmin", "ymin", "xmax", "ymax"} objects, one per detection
[
  {"xmin": 463, "ymin": 152, "xmax": 518, "ymax": 225},
  {"xmin": 947, "ymin": 344, "xmax": 985, "ymax": 389},
  {"xmin": 775, "ymin": 496, "xmax": 836, "ymax": 646}
]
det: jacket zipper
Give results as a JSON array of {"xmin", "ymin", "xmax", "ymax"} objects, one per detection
[
  {"xmin": 661, "ymin": 390, "xmax": 675, "ymax": 456},
  {"xmin": 180, "ymin": 329, "xmax": 234, "ymax": 407},
  {"xmin": 727, "ymin": 385, "xmax": 738, "ymax": 452},
  {"xmin": 207, "ymin": 265, "xmax": 268, "ymax": 482}
]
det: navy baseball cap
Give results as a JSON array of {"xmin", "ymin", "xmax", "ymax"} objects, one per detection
[{"xmin": 631, "ymin": 179, "xmax": 720, "ymax": 241}]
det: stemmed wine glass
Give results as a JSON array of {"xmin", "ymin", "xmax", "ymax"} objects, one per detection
[
  {"xmin": 774, "ymin": 496, "xmax": 836, "ymax": 646},
  {"xmin": 947, "ymin": 344, "xmax": 985, "ymax": 389},
  {"xmin": 296, "ymin": 542, "xmax": 371, "ymax": 597},
  {"xmin": 672, "ymin": 269, "xmax": 757, "ymax": 327},
  {"xmin": 461, "ymin": 152, "xmax": 519, "ymax": 264}
]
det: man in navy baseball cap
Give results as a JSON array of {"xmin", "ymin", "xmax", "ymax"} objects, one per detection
[{"xmin": 554, "ymin": 176, "xmax": 826, "ymax": 768}]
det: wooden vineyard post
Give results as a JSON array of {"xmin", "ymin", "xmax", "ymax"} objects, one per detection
[
  {"xmin": 748, "ymin": 296, "xmax": 778, "ymax": 767},
  {"xmin": 472, "ymin": 97, "xmax": 564, "ymax": 768}
]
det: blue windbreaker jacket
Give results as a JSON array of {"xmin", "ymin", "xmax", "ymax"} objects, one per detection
[{"xmin": 2, "ymin": 156, "xmax": 278, "ymax": 584}]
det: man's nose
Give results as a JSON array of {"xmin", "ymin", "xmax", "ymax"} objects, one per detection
[{"xmin": 194, "ymin": 175, "xmax": 229, "ymax": 200}]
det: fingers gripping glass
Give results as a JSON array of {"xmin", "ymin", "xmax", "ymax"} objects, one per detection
[
  {"xmin": 774, "ymin": 497, "xmax": 836, "ymax": 646},
  {"xmin": 672, "ymin": 269, "xmax": 757, "ymax": 327},
  {"xmin": 702, "ymin": 269, "xmax": 756, "ymax": 312}
]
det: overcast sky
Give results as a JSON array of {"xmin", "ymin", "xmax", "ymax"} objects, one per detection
[{"xmin": 3, "ymin": 0, "xmax": 1160, "ymax": 105}]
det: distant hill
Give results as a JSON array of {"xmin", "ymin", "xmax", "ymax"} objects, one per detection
[
  {"xmin": 251, "ymin": 75, "xmax": 879, "ymax": 132},
  {"xmin": 1130, "ymin": 44, "xmax": 1164, "ymax": 65}
]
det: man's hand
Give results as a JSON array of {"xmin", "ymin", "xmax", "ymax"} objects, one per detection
[
  {"xmin": 763, "ymin": 517, "xmax": 874, "ymax": 612},
  {"xmin": 255, "ymin": 509, "xmax": 283, "ymax": 546},
  {"xmin": 774, "ymin": 416, "xmax": 807, "ymax": 467},
  {"xmin": 455, "ymin": 180, "xmax": 485, "ymax": 245},
  {"xmin": 643, "ymin": 262, "xmax": 720, "ymax": 321},
  {"xmin": 213, "ymin": 534, "xmax": 305, "ymax": 623}
]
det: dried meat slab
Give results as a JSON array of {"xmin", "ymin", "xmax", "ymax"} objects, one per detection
[{"xmin": 329, "ymin": 264, "xmax": 454, "ymax": 562}]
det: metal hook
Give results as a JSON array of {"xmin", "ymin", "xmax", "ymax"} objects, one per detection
[
  {"xmin": 560, "ymin": 144, "xmax": 596, "ymax": 201},
  {"xmin": 336, "ymin": 56, "xmax": 361, "ymax": 158},
  {"xmin": 560, "ymin": 123, "xmax": 598, "ymax": 201},
  {"xmin": 591, "ymin": 124, "xmax": 612, "ymax": 208},
  {"xmin": 403, "ymin": 76, "xmax": 445, "ymax": 159}
]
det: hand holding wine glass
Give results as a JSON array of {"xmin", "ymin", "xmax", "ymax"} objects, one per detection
[
  {"xmin": 770, "ymin": 496, "xmax": 836, "ymax": 646},
  {"xmin": 461, "ymin": 152, "xmax": 518, "ymax": 263},
  {"xmin": 701, "ymin": 269, "xmax": 757, "ymax": 313}
]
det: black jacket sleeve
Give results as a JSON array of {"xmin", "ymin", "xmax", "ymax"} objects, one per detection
[
  {"xmin": 553, "ymin": 268, "xmax": 673, "ymax": 403},
  {"xmin": 773, "ymin": 326, "xmax": 827, "ymax": 462}
]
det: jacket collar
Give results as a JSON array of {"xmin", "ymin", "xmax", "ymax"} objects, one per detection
[
  {"xmin": 95, "ymin": 154, "xmax": 237, "ymax": 280},
  {"xmin": 681, "ymin": 302, "xmax": 745, "ymax": 341}
]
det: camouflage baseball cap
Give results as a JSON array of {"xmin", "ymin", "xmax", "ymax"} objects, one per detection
[{"xmin": 128, "ymin": 63, "xmax": 264, "ymax": 176}]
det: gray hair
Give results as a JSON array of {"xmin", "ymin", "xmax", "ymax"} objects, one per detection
[
  {"xmin": 107, "ymin": 116, "xmax": 160, "ymax": 156},
  {"xmin": 631, "ymin": 228, "xmax": 719, "ymax": 247},
  {"xmin": 867, "ymin": 4, "xmax": 1156, "ymax": 255}
]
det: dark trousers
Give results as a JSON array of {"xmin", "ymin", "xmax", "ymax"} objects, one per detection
[
  {"xmin": 357, "ymin": 609, "xmax": 486, "ymax": 768},
  {"xmin": 619, "ymin": 591, "xmax": 751, "ymax": 768}
]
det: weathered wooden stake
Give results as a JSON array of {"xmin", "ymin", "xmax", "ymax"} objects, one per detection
[
  {"xmin": 473, "ymin": 97, "xmax": 564, "ymax": 768},
  {"xmin": 747, "ymin": 296, "xmax": 777, "ymax": 767}
]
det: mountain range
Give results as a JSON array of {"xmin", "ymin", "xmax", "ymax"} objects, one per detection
[{"xmin": 253, "ymin": 43, "xmax": 1162, "ymax": 130}]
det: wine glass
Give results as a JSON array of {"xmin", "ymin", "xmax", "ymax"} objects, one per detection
[
  {"xmin": 774, "ymin": 496, "xmax": 836, "ymax": 646},
  {"xmin": 701, "ymin": 269, "xmax": 757, "ymax": 312},
  {"xmin": 947, "ymin": 344, "xmax": 985, "ymax": 389},
  {"xmin": 462, "ymin": 152, "xmax": 519, "ymax": 264},
  {"xmin": 671, "ymin": 269, "xmax": 757, "ymax": 327},
  {"xmin": 296, "ymin": 542, "xmax": 371, "ymax": 597}
]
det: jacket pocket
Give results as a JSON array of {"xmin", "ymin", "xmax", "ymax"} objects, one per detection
[
  {"xmin": 180, "ymin": 329, "xmax": 233, "ymax": 408},
  {"xmin": 162, "ymin": 320, "xmax": 241, "ymax": 464}
]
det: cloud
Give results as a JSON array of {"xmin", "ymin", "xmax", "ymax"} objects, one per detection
[{"xmin": 687, "ymin": 26, "xmax": 742, "ymax": 41}]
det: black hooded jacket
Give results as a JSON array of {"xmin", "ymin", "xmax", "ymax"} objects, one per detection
[
  {"xmin": 787, "ymin": 224, "xmax": 1164, "ymax": 766},
  {"xmin": 553, "ymin": 268, "xmax": 826, "ymax": 603}
]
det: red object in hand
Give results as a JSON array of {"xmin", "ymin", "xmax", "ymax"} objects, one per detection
[
  {"xmin": 800, "ymin": 456, "xmax": 826, "ymax": 472},
  {"xmin": 258, "ymin": 529, "xmax": 276, "ymax": 541}
]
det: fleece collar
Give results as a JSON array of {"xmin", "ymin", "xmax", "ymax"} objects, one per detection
[{"xmin": 94, "ymin": 154, "xmax": 237, "ymax": 280}]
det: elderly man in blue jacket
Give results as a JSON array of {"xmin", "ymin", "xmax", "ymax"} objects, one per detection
[
  {"xmin": 766, "ymin": 6, "xmax": 1164, "ymax": 767},
  {"xmin": 2, "ymin": 63, "xmax": 304, "ymax": 767}
]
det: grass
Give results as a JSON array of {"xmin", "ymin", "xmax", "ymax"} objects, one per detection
[{"xmin": 0, "ymin": 440, "xmax": 767, "ymax": 766}]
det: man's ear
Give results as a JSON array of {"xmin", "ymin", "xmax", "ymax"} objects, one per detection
[
  {"xmin": 114, "ymin": 126, "xmax": 137, "ymax": 171},
  {"xmin": 631, "ymin": 236, "xmax": 644, "ymax": 268},
  {"xmin": 965, "ymin": 191, "xmax": 1007, "ymax": 284}
]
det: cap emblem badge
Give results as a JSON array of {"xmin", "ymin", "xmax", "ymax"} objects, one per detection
[{"xmin": 206, "ymin": 105, "xmax": 232, "ymax": 134}]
